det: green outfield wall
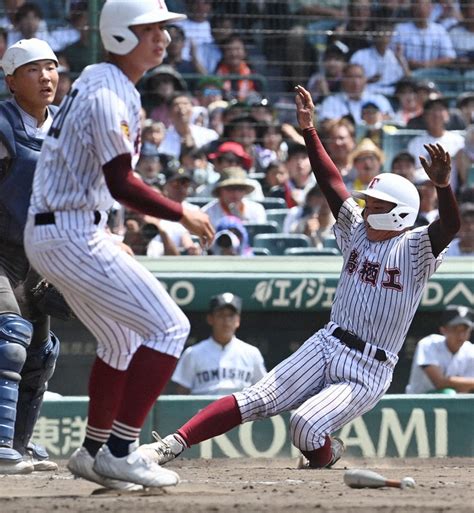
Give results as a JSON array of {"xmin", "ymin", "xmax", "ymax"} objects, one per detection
[
  {"xmin": 49, "ymin": 256, "xmax": 473, "ymax": 396},
  {"xmin": 35, "ymin": 395, "xmax": 474, "ymax": 459}
]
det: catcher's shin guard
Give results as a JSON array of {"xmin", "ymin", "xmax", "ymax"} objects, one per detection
[
  {"xmin": 13, "ymin": 332, "xmax": 60, "ymax": 455},
  {"xmin": 0, "ymin": 314, "xmax": 32, "ymax": 461}
]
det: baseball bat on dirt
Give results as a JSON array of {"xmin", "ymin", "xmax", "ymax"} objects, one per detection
[{"xmin": 344, "ymin": 469, "xmax": 416, "ymax": 489}]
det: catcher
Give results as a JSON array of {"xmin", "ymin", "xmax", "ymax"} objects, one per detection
[{"xmin": 0, "ymin": 39, "xmax": 71, "ymax": 473}]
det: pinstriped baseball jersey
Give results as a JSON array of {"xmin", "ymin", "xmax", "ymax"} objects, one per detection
[
  {"xmin": 29, "ymin": 63, "xmax": 141, "ymax": 215},
  {"xmin": 24, "ymin": 62, "xmax": 190, "ymax": 370},
  {"xmin": 331, "ymin": 198, "xmax": 444, "ymax": 356}
]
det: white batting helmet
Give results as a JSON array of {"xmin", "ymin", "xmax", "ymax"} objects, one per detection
[
  {"xmin": 353, "ymin": 173, "xmax": 420, "ymax": 231},
  {"xmin": 100, "ymin": 0, "xmax": 186, "ymax": 55}
]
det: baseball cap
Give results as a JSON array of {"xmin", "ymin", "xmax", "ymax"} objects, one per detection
[
  {"xmin": 165, "ymin": 167, "xmax": 195, "ymax": 184},
  {"xmin": 441, "ymin": 305, "xmax": 473, "ymax": 328},
  {"xmin": 361, "ymin": 101, "xmax": 381, "ymax": 111},
  {"xmin": 208, "ymin": 142, "xmax": 253, "ymax": 171},
  {"xmin": 1, "ymin": 38, "xmax": 58, "ymax": 76},
  {"xmin": 423, "ymin": 97, "xmax": 449, "ymax": 111},
  {"xmin": 209, "ymin": 293, "xmax": 242, "ymax": 314}
]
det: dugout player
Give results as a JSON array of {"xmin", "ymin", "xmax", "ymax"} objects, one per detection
[
  {"xmin": 139, "ymin": 85, "xmax": 461, "ymax": 470},
  {"xmin": 172, "ymin": 293, "xmax": 267, "ymax": 395},
  {"xmin": 24, "ymin": 0, "xmax": 214, "ymax": 490},
  {"xmin": 0, "ymin": 38, "xmax": 60, "ymax": 474}
]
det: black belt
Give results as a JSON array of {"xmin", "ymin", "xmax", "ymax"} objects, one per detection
[
  {"xmin": 333, "ymin": 327, "xmax": 387, "ymax": 362},
  {"xmin": 34, "ymin": 211, "xmax": 101, "ymax": 225}
]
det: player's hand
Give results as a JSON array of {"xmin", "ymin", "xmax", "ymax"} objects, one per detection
[
  {"xmin": 295, "ymin": 85, "xmax": 315, "ymax": 130},
  {"xmin": 180, "ymin": 208, "xmax": 215, "ymax": 250},
  {"xmin": 419, "ymin": 143, "xmax": 451, "ymax": 188}
]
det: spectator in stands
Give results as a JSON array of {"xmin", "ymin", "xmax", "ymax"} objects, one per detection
[
  {"xmin": 194, "ymin": 76, "xmax": 224, "ymax": 108},
  {"xmin": 318, "ymin": 63, "xmax": 394, "ymax": 124},
  {"xmin": 202, "ymin": 167, "xmax": 267, "ymax": 227},
  {"xmin": 391, "ymin": 0, "xmax": 456, "ymax": 71},
  {"xmin": 391, "ymin": 151, "xmax": 418, "ymax": 181},
  {"xmin": 407, "ymin": 97, "xmax": 465, "ymax": 191},
  {"xmin": 358, "ymin": 101, "xmax": 386, "ymax": 147},
  {"xmin": 254, "ymin": 121, "xmax": 288, "ymax": 172},
  {"xmin": 249, "ymin": 98, "xmax": 276, "ymax": 124},
  {"xmin": 349, "ymin": 138, "xmax": 384, "ymax": 196},
  {"xmin": 216, "ymin": 34, "xmax": 258, "ymax": 102},
  {"xmin": 209, "ymin": 216, "xmax": 253, "ymax": 257},
  {"xmin": 350, "ymin": 21, "xmax": 409, "ymax": 96},
  {"xmin": 263, "ymin": 160, "xmax": 290, "ymax": 196},
  {"xmin": 52, "ymin": 64, "xmax": 71, "ymax": 106},
  {"xmin": 147, "ymin": 168, "xmax": 200, "ymax": 257},
  {"xmin": 180, "ymin": 146, "xmax": 217, "ymax": 190},
  {"xmin": 455, "ymin": 125, "xmax": 474, "ymax": 190},
  {"xmin": 456, "ymin": 92, "xmax": 474, "ymax": 127},
  {"xmin": 48, "ymin": 0, "xmax": 86, "ymax": 52},
  {"xmin": 62, "ymin": 4, "xmax": 95, "ymax": 73},
  {"xmin": 158, "ymin": 92, "xmax": 219, "ymax": 159},
  {"xmin": 414, "ymin": 174, "xmax": 439, "ymax": 225},
  {"xmin": 283, "ymin": 185, "xmax": 336, "ymax": 249},
  {"xmin": 283, "ymin": 142, "xmax": 316, "ymax": 207},
  {"xmin": 221, "ymin": 114, "xmax": 259, "ymax": 165},
  {"xmin": 430, "ymin": 0, "xmax": 461, "ymax": 30},
  {"xmin": 143, "ymin": 65, "xmax": 187, "ymax": 127},
  {"xmin": 195, "ymin": 15, "xmax": 235, "ymax": 75},
  {"xmin": 6, "ymin": 2, "xmax": 51, "ymax": 46},
  {"xmin": 163, "ymin": 24, "xmax": 205, "ymax": 79},
  {"xmin": 448, "ymin": 0, "xmax": 474, "ymax": 67},
  {"xmin": 320, "ymin": 117, "xmax": 356, "ymax": 181},
  {"xmin": 0, "ymin": 27, "xmax": 7, "ymax": 96},
  {"xmin": 171, "ymin": 293, "xmax": 266, "ymax": 394},
  {"xmin": 176, "ymin": 0, "xmax": 213, "ymax": 61},
  {"xmin": 371, "ymin": 0, "xmax": 411, "ymax": 22},
  {"xmin": 329, "ymin": 0, "xmax": 372, "ymax": 57},
  {"xmin": 406, "ymin": 305, "xmax": 474, "ymax": 394},
  {"xmin": 392, "ymin": 78, "xmax": 423, "ymax": 127},
  {"xmin": 142, "ymin": 120, "xmax": 167, "ymax": 153},
  {"xmin": 203, "ymin": 141, "xmax": 264, "ymax": 201},
  {"xmin": 135, "ymin": 145, "xmax": 165, "ymax": 187},
  {"xmin": 446, "ymin": 202, "xmax": 474, "ymax": 256},
  {"xmin": 0, "ymin": 0, "xmax": 26, "ymax": 31},
  {"xmin": 307, "ymin": 43, "xmax": 349, "ymax": 103}
]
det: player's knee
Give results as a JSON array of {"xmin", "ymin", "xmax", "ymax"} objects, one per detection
[
  {"xmin": 289, "ymin": 410, "xmax": 313, "ymax": 451},
  {"xmin": 0, "ymin": 313, "xmax": 33, "ymax": 380}
]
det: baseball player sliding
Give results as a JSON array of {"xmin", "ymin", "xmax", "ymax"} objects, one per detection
[
  {"xmin": 24, "ymin": 0, "xmax": 214, "ymax": 490},
  {"xmin": 139, "ymin": 85, "xmax": 461, "ymax": 471}
]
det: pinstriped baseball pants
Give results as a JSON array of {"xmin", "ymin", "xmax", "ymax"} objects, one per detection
[
  {"xmin": 24, "ymin": 213, "xmax": 190, "ymax": 370},
  {"xmin": 234, "ymin": 329, "xmax": 395, "ymax": 452}
]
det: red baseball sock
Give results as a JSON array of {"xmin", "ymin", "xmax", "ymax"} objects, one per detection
[
  {"xmin": 301, "ymin": 435, "xmax": 332, "ymax": 467},
  {"xmin": 177, "ymin": 395, "xmax": 242, "ymax": 447},
  {"xmin": 115, "ymin": 346, "xmax": 178, "ymax": 428},
  {"xmin": 87, "ymin": 357, "xmax": 128, "ymax": 430}
]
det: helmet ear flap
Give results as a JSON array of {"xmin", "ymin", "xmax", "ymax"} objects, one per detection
[{"xmin": 101, "ymin": 26, "xmax": 139, "ymax": 55}]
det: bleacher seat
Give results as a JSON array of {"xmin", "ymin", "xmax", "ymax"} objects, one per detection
[
  {"xmin": 410, "ymin": 67, "xmax": 465, "ymax": 97},
  {"xmin": 258, "ymin": 197, "xmax": 288, "ymax": 210},
  {"xmin": 243, "ymin": 221, "xmax": 279, "ymax": 246},
  {"xmin": 253, "ymin": 233, "xmax": 311, "ymax": 255},
  {"xmin": 323, "ymin": 236, "xmax": 340, "ymax": 252},
  {"xmin": 251, "ymin": 247, "xmax": 272, "ymax": 256},
  {"xmin": 265, "ymin": 209, "xmax": 290, "ymax": 232},
  {"xmin": 381, "ymin": 129, "xmax": 424, "ymax": 170},
  {"xmin": 284, "ymin": 247, "xmax": 340, "ymax": 256}
]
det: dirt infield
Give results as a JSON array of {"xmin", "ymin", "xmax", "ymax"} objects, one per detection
[{"xmin": 1, "ymin": 457, "xmax": 473, "ymax": 513}]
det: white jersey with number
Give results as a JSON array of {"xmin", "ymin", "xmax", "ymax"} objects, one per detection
[
  {"xmin": 172, "ymin": 336, "xmax": 267, "ymax": 394},
  {"xmin": 24, "ymin": 62, "xmax": 190, "ymax": 371},
  {"xmin": 233, "ymin": 198, "xmax": 445, "ymax": 453},
  {"xmin": 406, "ymin": 335, "xmax": 474, "ymax": 393},
  {"xmin": 29, "ymin": 63, "xmax": 141, "ymax": 215}
]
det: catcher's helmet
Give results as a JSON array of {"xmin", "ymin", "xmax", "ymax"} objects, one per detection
[
  {"xmin": 353, "ymin": 173, "xmax": 420, "ymax": 231},
  {"xmin": 100, "ymin": 0, "xmax": 186, "ymax": 55}
]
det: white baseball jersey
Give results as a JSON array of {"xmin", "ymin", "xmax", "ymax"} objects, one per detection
[
  {"xmin": 24, "ymin": 63, "xmax": 190, "ymax": 370},
  {"xmin": 234, "ymin": 198, "xmax": 445, "ymax": 452},
  {"xmin": 406, "ymin": 335, "xmax": 474, "ymax": 393},
  {"xmin": 172, "ymin": 336, "xmax": 267, "ymax": 394}
]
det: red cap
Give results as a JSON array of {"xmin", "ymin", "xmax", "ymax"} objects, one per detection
[{"xmin": 208, "ymin": 141, "xmax": 253, "ymax": 171}]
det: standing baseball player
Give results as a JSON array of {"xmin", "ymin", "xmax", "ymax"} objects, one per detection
[
  {"xmin": 24, "ymin": 0, "xmax": 214, "ymax": 489},
  {"xmin": 0, "ymin": 38, "xmax": 60, "ymax": 474},
  {"xmin": 139, "ymin": 85, "xmax": 461, "ymax": 470}
]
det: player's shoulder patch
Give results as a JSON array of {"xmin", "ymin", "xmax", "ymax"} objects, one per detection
[{"xmin": 120, "ymin": 121, "xmax": 130, "ymax": 139}]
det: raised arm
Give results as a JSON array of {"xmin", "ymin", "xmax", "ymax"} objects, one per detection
[
  {"xmin": 419, "ymin": 144, "xmax": 461, "ymax": 257},
  {"xmin": 295, "ymin": 85, "xmax": 350, "ymax": 219}
]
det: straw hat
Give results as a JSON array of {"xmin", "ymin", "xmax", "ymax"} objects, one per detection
[{"xmin": 212, "ymin": 167, "xmax": 255, "ymax": 196}]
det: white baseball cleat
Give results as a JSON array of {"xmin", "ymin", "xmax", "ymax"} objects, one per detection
[
  {"xmin": 68, "ymin": 446, "xmax": 142, "ymax": 491},
  {"xmin": 93, "ymin": 444, "xmax": 180, "ymax": 488},
  {"xmin": 136, "ymin": 431, "xmax": 185, "ymax": 465},
  {"xmin": 298, "ymin": 436, "xmax": 346, "ymax": 469},
  {"xmin": 24, "ymin": 444, "xmax": 58, "ymax": 472},
  {"xmin": 0, "ymin": 458, "xmax": 34, "ymax": 474}
]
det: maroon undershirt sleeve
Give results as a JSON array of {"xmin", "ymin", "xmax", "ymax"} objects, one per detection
[
  {"xmin": 102, "ymin": 154, "xmax": 183, "ymax": 221},
  {"xmin": 302, "ymin": 127, "xmax": 351, "ymax": 218},
  {"xmin": 428, "ymin": 185, "xmax": 461, "ymax": 257}
]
